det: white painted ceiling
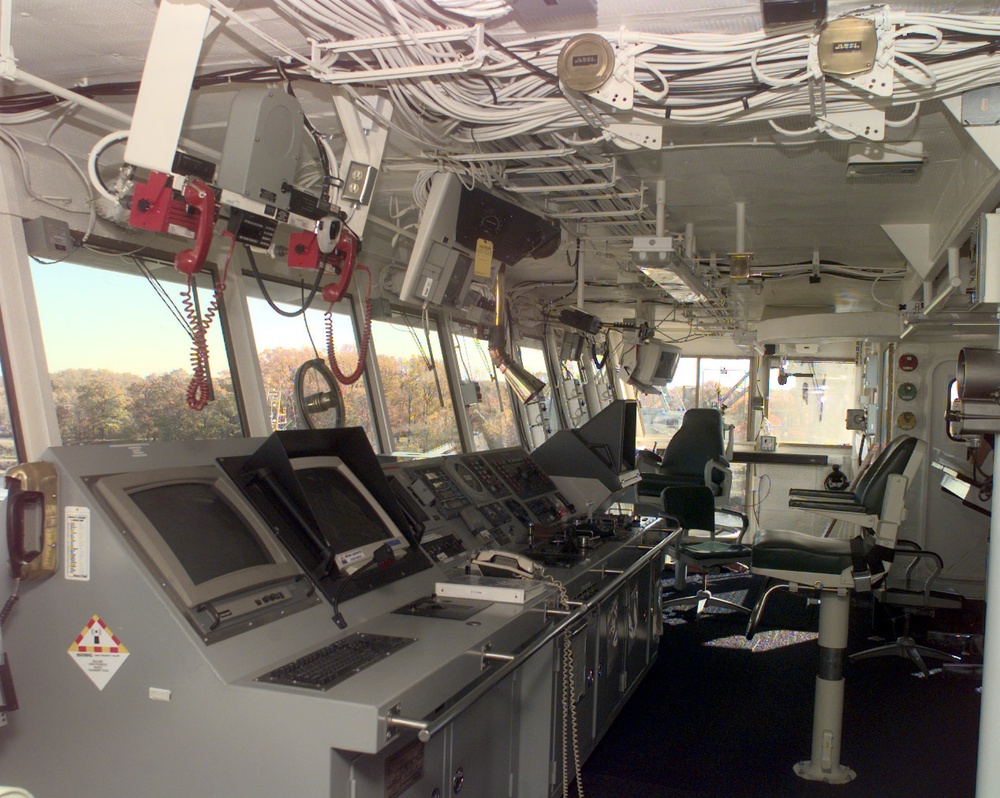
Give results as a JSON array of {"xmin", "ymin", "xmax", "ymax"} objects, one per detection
[{"xmin": 6, "ymin": 0, "xmax": 1000, "ymax": 343}]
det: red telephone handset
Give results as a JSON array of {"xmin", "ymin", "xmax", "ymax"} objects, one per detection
[
  {"xmin": 321, "ymin": 227, "xmax": 359, "ymax": 305},
  {"xmin": 4, "ymin": 463, "xmax": 58, "ymax": 581},
  {"xmin": 174, "ymin": 180, "xmax": 216, "ymax": 275}
]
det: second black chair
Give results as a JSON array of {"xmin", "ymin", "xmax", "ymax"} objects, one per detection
[{"xmin": 660, "ymin": 485, "xmax": 752, "ymax": 617}]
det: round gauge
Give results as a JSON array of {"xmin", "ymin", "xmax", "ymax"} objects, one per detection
[
  {"xmin": 443, "ymin": 459, "xmax": 491, "ymax": 502},
  {"xmin": 897, "ymin": 411, "xmax": 918, "ymax": 430},
  {"xmin": 453, "ymin": 462, "xmax": 483, "ymax": 494},
  {"xmin": 897, "ymin": 382, "xmax": 918, "ymax": 401},
  {"xmin": 898, "ymin": 353, "xmax": 919, "ymax": 372}
]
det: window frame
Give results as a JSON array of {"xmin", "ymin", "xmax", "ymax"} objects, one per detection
[
  {"xmin": 30, "ymin": 249, "xmax": 249, "ymax": 445},
  {"xmin": 765, "ymin": 356, "xmax": 858, "ymax": 447}
]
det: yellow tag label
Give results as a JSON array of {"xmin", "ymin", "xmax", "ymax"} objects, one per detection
[{"xmin": 474, "ymin": 239, "xmax": 494, "ymax": 278}]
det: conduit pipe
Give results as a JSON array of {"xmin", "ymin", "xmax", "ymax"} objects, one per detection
[
  {"xmin": 922, "ymin": 247, "xmax": 963, "ymax": 315},
  {"xmin": 736, "ymin": 201, "xmax": 747, "ymax": 252},
  {"xmin": 655, "ymin": 179, "xmax": 667, "ymax": 238}
]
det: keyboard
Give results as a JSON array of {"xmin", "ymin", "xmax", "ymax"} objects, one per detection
[{"xmin": 257, "ymin": 633, "xmax": 415, "ymax": 691}]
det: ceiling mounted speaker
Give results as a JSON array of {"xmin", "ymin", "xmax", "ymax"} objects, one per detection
[
  {"xmin": 816, "ymin": 16, "xmax": 877, "ymax": 76},
  {"xmin": 557, "ymin": 34, "xmax": 615, "ymax": 92}
]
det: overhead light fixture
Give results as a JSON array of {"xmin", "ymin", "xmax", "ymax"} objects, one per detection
[
  {"xmin": 488, "ymin": 326, "xmax": 546, "ymax": 404},
  {"xmin": 761, "ymin": 0, "xmax": 827, "ymax": 29},
  {"xmin": 488, "ymin": 265, "xmax": 545, "ymax": 403},
  {"xmin": 630, "ymin": 236, "xmax": 710, "ymax": 302},
  {"xmin": 847, "ymin": 142, "xmax": 925, "ymax": 178}
]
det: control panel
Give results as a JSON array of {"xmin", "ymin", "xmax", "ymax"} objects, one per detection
[
  {"xmin": 384, "ymin": 447, "xmax": 577, "ymax": 564},
  {"xmin": 482, "ymin": 449, "xmax": 560, "ymax": 499}
]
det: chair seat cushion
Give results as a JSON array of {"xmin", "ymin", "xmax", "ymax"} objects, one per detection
[
  {"xmin": 676, "ymin": 540, "xmax": 752, "ymax": 566},
  {"xmin": 750, "ymin": 528, "xmax": 856, "ymax": 577}
]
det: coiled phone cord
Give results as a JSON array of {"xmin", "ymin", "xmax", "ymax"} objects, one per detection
[
  {"xmin": 325, "ymin": 265, "xmax": 372, "ymax": 386},
  {"xmin": 0, "ymin": 579, "xmax": 20, "ymax": 627},
  {"xmin": 547, "ymin": 575, "xmax": 584, "ymax": 798},
  {"xmin": 181, "ymin": 232, "xmax": 235, "ymax": 410}
]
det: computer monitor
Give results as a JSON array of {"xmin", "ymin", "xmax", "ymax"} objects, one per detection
[
  {"xmin": 628, "ymin": 342, "xmax": 681, "ymax": 393},
  {"xmin": 93, "ymin": 466, "xmax": 301, "ymax": 613},
  {"xmin": 289, "ymin": 455, "xmax": 410, "ymax": 573}
]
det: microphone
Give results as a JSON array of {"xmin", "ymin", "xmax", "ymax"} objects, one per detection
[{"xmin": 331, "ymin": 543, "xmax": 396, "ymax": 629}]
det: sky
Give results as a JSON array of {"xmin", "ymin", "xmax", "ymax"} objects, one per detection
[{"xmin": 29, "ymin": 257, "xmax": 454, "ymax": 377}]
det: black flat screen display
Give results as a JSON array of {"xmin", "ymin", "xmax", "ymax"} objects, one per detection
[
  {"xmin": 296, "ymin": 467, "xmax": 395, "ymax": 554},
  {"xmin": 130, "ymin": 482, "xmax": 272, "ymax": 585}
]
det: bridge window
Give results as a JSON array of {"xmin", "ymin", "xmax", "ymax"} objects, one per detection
[
  {"xmin": 450, "ymin": 325, "xmax": 521, "ymax": 451},
  {"xmin": 517, "ymin": 338, "xmax": 557, "ymax": 442},
  {"xmin": 767, "ymin": 358, "xmax": 856, "ymax": 446},
  {"xmin": 637, "ymin": 357, "xmax": 751, "ymax": 504},
  {"xmin": 243, "ymin": 278, "xmax": 377, "ymax": 448},
  {"xmin": 637, "ymin": 357, "xmax": 750, "ymax": 450},
  {"xmin": 30, "ymin": 255, "xmax": 242, "ymax": 444},
  {"xmin": 372, "ymin": 311, "xmax": 461, "ymax": 457}
]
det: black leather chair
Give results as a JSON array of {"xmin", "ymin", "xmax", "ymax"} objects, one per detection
[
  {"xmin": 849, "ymin": 541, "xmax": 963, "ymax": 676},
  {"xmin": 660, "ymin": 485, "xmax": 752, "ymax": 616},
  {"xmin": 745, "ymin": 435, "xmax": 926, "ymax": 784},
  {"xmin": 636, "ymin": 408, "xmax": 732, "ymax": 519}
]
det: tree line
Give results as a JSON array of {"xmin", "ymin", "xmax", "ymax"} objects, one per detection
[{"xmin": 41, "ymin": 344, "xmax": 515, "ymax": 453}]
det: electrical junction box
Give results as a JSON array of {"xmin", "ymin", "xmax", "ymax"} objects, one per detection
[
  {"xmin": 460, "ymin": 381, "xmax": 482, "ymax": 406},
  {"xmin": 630, "ymin": 236, "xmax": 675, "ymax": 265},
  {"xmin": 756, "ymin": 435, "xmax": 777, "ymax": 452},
  {"xmin": 846, "ymin": 408, "xmax": 868, "ymax": 431},
  {"xmin": 23, "ymin": 216, "xmax": 72, "ymax": 259},
  {"xmin": 963, "ymin": 86, "xmax": 1000, "ymax": 126},
  {"xmin": 216, "ymin": 87, "xmax": 304, "ymax": 212},
  {"xmin": 342, "ymin": 162, "xmax": 378, "ymax": 205}
]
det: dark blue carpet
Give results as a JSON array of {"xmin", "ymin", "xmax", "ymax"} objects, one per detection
[{"xmin": 578, "ymin": 572, "xmax": 982, "ymax": 798}]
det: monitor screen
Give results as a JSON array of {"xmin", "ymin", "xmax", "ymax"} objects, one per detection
[
  {"xmin": 632, "ymin": 342, "xmax": 681, "ymax": 388},
  {"xmin": 290, "ymin": 456, "xmax": 409, "ymax": 573},
  {"xmin": 129, "ymin": 482, "xmax": 271, "ymax": 585},
  {"xmin": 94, "ymin": 466, "xmax": 300, "ymax": 610}
]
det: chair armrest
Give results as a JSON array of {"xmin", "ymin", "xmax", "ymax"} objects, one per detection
[
  {"xmin": 705, "ymin": 459, "xmax": 732, "ymax": 499},
  {"xmin": 638, "ymin": 472, "xmax": 704, "ymax": 496},
  {"xmin": 889, "ymin": 541, "xmax": 945, "ymax": 596},
  {"xmin": 788, "ymin": 488, "xmax": 856, "ymax": 500},
  {"xmin": 788, "ymin": 497, "xmax": 864, "ymax": 512},
  {"xmin": 715, "ymin": 507, "xmax": 750, "ymax": 542}
]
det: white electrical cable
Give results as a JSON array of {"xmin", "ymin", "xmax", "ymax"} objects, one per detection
[{"xmin": 86, "ymin": 130, "xmax": 130, "ymax": 205}]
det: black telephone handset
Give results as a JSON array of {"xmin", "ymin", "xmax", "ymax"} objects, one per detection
[
  {"xmin": 6, "ymin": 478, "xmax": 42, "ymax": 579},
  {"xmin": 4, "ymin": 462, "xmax": 58, "ymax": 582}
]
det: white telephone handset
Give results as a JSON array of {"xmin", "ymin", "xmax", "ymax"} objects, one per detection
[{"xmin": 471, "ymin": 549, "xmax": 543, "ymax": 579}]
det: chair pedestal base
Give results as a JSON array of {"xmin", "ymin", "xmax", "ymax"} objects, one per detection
[
  {"xmin": 796, "ymin": 590, "xmax": 857, "ymax": 784},
  {"xmin": 663, "ymin": 589, "xmax": 751, "ymax": 616},
  {"xmin": 849, "ymin": 635, "xmax": 962, "ymax": 678}
]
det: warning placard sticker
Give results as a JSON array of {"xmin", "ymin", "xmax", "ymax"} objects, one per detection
[{"xmin": 67, "ymin": 615, "xmax": 129, "ymax": 690}]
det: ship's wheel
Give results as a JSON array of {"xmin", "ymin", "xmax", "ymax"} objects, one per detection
[{"xmin": 294, "ymin": 358, "xmax": 345, "ymax": 429}]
